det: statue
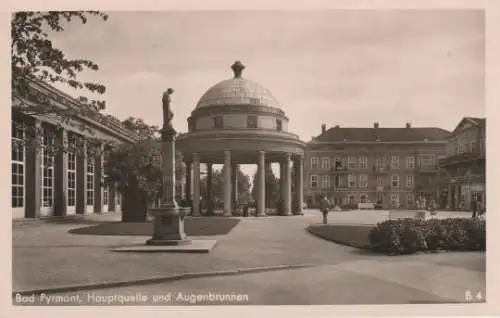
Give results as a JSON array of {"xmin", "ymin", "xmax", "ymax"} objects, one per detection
[{"xmin": 162, "ymin": 88, "xmax": 175, "ymax": 128}]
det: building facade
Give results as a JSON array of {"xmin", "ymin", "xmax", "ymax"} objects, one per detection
[
  {"xmin": 11, "ymin": 79, "xmax": 138, "ymax": 219},
  {"xmin": 305, "ymin": 123, "xmax": 450, "ymax": 209},
  {"xmin": 439, "ymin": 117, "xmax": 486, "ymax": 211}
]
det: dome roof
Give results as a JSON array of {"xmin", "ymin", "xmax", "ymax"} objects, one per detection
[{"xmin": 195, "ymin": 61, "xmax": 279, "ymax": 109}]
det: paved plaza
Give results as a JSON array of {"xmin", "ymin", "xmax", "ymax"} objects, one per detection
[{"xmin": 13, "ymin": 210, "xmax": 485, "ymax": 305}]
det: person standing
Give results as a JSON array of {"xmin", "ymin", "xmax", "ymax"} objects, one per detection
[
  {"xmin": 471, "ymin": 197, "xmax": 478, "ymax": 219},
  {"xmin": 319, "ymin": 195, "xmax": 332, "ymax": 224}
]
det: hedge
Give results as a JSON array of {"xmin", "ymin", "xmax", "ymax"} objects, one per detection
[{"xmin": 368, "ymin": 218, "xmax": 485, "ymax": 255}]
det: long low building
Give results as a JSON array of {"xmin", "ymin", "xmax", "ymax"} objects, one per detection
[{"xmin": 11, "ymin": 79, "xmax": 138, "ymax": 219}]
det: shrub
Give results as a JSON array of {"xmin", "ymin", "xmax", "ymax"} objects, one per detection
[
  {"xmin": 369, "ymin": 217, "xmax": 486, "ymax": 255},
  {"xmin": 369, "ymin": 218, "xmax": 427, "ymax": 255}
]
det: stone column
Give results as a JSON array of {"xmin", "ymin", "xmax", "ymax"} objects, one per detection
[
  {"xmin": 232, "ymin": 163, "xmax": 238, "ymax": 209},
  {"xmin": 446, "ymin": 183, "xmax": 452, "ymax": 209},
  {"xmin": 257, "ymin": 151, "xmax": 266, "ymax": 216},
  {"xmin": 25, "ymin": 119, "xmax": 42, "ymax": 218},
  {"xmin": 94, "ymin": 144, "xmax": 104, "ymax": 214},
  {"xmin": 223, "ymin": 150, "xmax": 232, "ymax": 216},
  {"xmin": 192, "ymin": 153, "xmax": 201, "ymax": 216},
  {"xmin": 283, "ymin": 153, "xmax": 292, "ymax": 216},
  {"xmin": 185, "ymin": 161, "xmax": 192, "ymax": 201},
  {"xmin": 53, "ymin": 128, "xmax": 68, "ymax": 217},
  {"xmin": 280, "ymin": 161, "xmax": 285, "ymax": 206},
  {"xmin": 76, "ymin": 138, "xmax": 87, "ymax": 215},
  {"xmin": 295, "ymin": 155, "xmax": 304, "ymax": 214},
  {"xmin": 206, "ymin": 162, "xmax": 214, "ymax": 216},
  {"xmin": 108, "ymin": 182, "xmax": 116, "ymax": 212}
]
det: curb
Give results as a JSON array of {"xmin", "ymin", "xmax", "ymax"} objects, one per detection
[
  {"xmin": 12, "ymin": 263, "xmax": 317, "ymax": 296},
  {"xmin": 12, "ymin": 212, "xmax": 120, "ymax": 228}
]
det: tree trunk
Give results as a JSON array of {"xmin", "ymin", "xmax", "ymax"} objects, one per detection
[{"xmin": 121, "ymin": 190, "xmax": 148, "ymax": 223}]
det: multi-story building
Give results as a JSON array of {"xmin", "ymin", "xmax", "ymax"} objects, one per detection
[
  {"xmin": 11, "ymin": 79, "xmax": 138, "ymax": 219},
  {"xmin": 305, "ymin": 123, "xmax": 450, "ymax": 209},
  {"xmin": 439, "ymin": 117, "xmax": 486, "ymax": 211}
]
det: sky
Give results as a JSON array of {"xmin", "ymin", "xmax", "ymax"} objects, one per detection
[{"xmin": 47, "ymin": 10, "xmax": 485, "ymax": 178}]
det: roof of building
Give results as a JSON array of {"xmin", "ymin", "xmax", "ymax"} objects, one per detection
[
  {"xmin": 465, "ymin": 117, "xmax": 486, "ymax": 127},
  {"xmin": 311, "ymin": 126, "xmax": 451, "ymax": 143},
  {"xmin": 195, "ymin": 61, "xmax": 280, "ymax": 109}
]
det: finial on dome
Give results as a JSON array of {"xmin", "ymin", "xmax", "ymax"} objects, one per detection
[{"xmin": 231, "ymin": 61, "xmax": 245, "ymax": 78}]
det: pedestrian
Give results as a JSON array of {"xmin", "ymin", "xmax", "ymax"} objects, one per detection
[
  {"xmin": 471, "ymin": 198, "xmax": 477, "ymax": 219},
  {"xmin": 319, "ymin": 195, "xmax": 332, "ymax": 224}
]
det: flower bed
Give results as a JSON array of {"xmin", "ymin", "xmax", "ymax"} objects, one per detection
[{"xmin": 368, "ymin": 217, "xmax": 485, "ymax": 255}]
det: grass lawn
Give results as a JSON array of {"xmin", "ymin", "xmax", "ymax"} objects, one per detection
[
  {"xmin": 68, "ymin": 217, "xmax": 240, "ymax": 236},
  {"xmin": 308, "ymin": 224, "xmax": 373, "ymax": 249}
]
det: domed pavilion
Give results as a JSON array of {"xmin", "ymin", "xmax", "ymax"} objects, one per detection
[{"xmin": 176, "ymin": 61, "xmax": 306, "ymax": 216}]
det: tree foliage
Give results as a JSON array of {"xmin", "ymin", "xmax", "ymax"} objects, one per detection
[
  {"xmin": 104, "ymin": 117, "xmax": 186, "ymax": 221},
  {"xmin": 12, "ymin": 11, "xmax": 109, "ymax": 137},
  {"xmin": 251, "ymin": 165, "xmax": 280, "ymax": 208},
  {"xmin": 200, "ymin": 167, "xmax": 251, "ymax": 203}
]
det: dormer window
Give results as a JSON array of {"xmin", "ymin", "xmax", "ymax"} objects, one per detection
[
  {"xmin": 214, "ymin": 116, "xmax": 223, "ymax": 129},
  {"xmin": 276, "ymin": 119, "xmax": 282, "ymax": 132},
  {"xmin": 247, "ymin": 115, "xmax": 257, "ymax": 128}
]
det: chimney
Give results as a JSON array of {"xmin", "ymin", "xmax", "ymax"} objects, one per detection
[
  {"xmin": 321, "ymin": 124, "xmax": 326, "ymax": 134},
  {"xmin": 374, "ymin": 122, "xmax": 379, "ymax": 129},
  {"xmin": 406, "ymin": 122, "xmax": 411, "ymax": 128}
]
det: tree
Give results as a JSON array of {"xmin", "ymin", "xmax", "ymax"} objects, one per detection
[
  {"xmin": 199, "ymin": 167, "xmax": 251, "ymax": 207},
  {"xmin": 251, "ymin": 165, "xmax": 280, "ymax": 209},
  {"xmin": 104, "ymin": 118, "xmax": 184, "ymax": 222},
  {"xmin": 12, "ymin": 11, "xmax": 109, "ymax": 146}
]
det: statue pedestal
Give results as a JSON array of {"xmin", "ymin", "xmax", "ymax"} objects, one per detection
[{"xmin": 146, "ymin": 206, "xmax": 191, "ymax": 246}]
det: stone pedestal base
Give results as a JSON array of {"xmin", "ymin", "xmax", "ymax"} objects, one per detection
[{"xmin": 146, "ymin": 206, "xmax": 191, "ymax": 246}]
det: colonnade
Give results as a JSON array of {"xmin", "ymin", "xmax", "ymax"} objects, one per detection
[{"xmin": 183, "ymin": 151, "xmax": 304, "ymax": 216}]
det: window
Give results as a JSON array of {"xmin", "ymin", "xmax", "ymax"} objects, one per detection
[
  {"xmin": 391, "ymin": 175, "xmax": 399, "ymax": 189},
  {"xmin": 276, "ymin": 119, "xmax": 282, "ymax": 132},
  {"xmin": 311, "ymin": 157, "xmax": 319, "ymax": 169},
  {"xmin": 348, "ymin": 174, "xmax": 356, "ymax": 188},
  {"xmin": 214, "ymin": 116, "xmax": 224, "ymax": 129},
  {"xmin": 321, "ymin": 175, "xmax": 329, "ymax": 188},
  {"xmin": 470, "ymin": 140, "xmax": 477, "ymax": 152},
  {"xmin": 458, "ymin": 143, "xmax": 464, "ymax": 154},
  {"xmin": 348, "ymin": 156, "xmax": 357, "ymax": 169},
  {"xmin": 359, "ymin": 193, "xmax": 368, "ymax": 203},
  {"xmin": 12, "ymin": 120, "xmax": 25, "ymax": 209},
  {"xmin": 358, "ymin": 156, "xmax": 368, "ymax": 169},
  {"xmin": 419, "ymin": 155, "xmax": 434, "ymax": 167},
  {"xmin": 376, "ymin": 157, "xmax": 387, "ymax": 171},
  {"xmin": 348, "ymin": 194, "xmax": 356, "ymax": 204},
  {"xmin": 405, "ymin": 175, "xmax": 414, "ymax": 188},
  {"xmin": 391, "ymin": 193, "xmax": 400, "ymax": 208},
  {"xmin": 406, "ymin": 156, "xmax": 415, "ymax": 169},
  {"xmin": 103, "ymin": 183, "xmax": 109, "ymax": 206},
  {"xmin": 376, "ymin": 176, "xmax": 384, "ymax": 187},
  {"xmin": 41, "ymin": 127, "xmax": 55, "ymax": 209},
  {"xmin": 359, "ymin": 174, "xmax": 368, "ymax": 188},
  {"xmin": 67, "ymin": 134, "xmax": 77, "ymax": 208},
  {"xmin": 377, "ymin": 192, "xmax": 384, "ymax": 204},
  {"xmin": 246, "ymin": 115, "xmax": 257, "ymax": 128},
  {"xmin": 334, "ymin": 175, "xmax": 340, "ymax": 188},
  {"xmin": 310, "ymin": 175, "xmax": 318, "ymax": 188},
  {"xmin": 406, "ymin": 194, "xmax": 414, "ymax": 207},
  {"xmin": 391, "ymin": 156, "xmax": 400, "ymax": 169},
  {"xmin": 86, "ymin": 156, "xmax": 95, "ymax": 206},
  {"xmin": 321, "ymin": 157, "xmax": 330, "ymax": 169},
  {"xmin": 334, "ymin": 157, "xmax": 344, "ymax": 169}
]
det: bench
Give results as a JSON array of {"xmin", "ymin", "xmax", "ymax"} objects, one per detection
[{"xmin": 358, "ymin": 202, "xmax": 375, "ymax": 210}]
